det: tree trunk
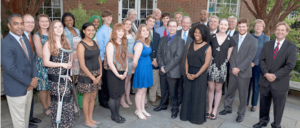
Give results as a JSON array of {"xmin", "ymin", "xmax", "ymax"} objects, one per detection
[{"xmin": 3, "ymin": 0, "xmax": 45, "ymax": 16}]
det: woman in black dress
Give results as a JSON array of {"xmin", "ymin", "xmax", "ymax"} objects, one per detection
[
  {"xmin": 207, "ymin": 18, "xmax": 236, "ymax": 119},
  {"xmin": 180, "ymin": 24, "xmax": 212, "ymax": 124},
  {"xmin": 77, "ymin": 22, "xmax": 102, "ymax": 127},
  {"xmin": 43, "ymin": 20, "xmax": 74, "ymax": 128}
]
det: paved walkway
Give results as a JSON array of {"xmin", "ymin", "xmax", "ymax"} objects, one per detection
[{"xmin": 1, "ymin": 92, "xmax": 300, "ymax": 128}]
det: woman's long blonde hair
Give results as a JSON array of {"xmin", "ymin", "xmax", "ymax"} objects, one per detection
[
  {"xmin": 48, "ymin": 20, "xmax": 71, "ymax": 56},
  {"xmin": 135, "ymin": 24, "xmax": 151, "ymax": 45}
]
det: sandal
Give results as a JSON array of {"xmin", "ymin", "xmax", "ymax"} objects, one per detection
[
  {"xmin": 210, "ymin": 113, "xmax": 217, "ymax": 120},
  {"xmin": 44, "ymin": 107, "xmax": 51, "ymax": 116},
  {"xmin": 142, "ymin": 110, "xmax": 151, "ymax": 117},
  {"xmin": 206, "ymin": 113, "xmax": 210, "ymax": 118},
  {"xmin": 135, "ymin": 110, "xmax": 146, "ymax": 120}
]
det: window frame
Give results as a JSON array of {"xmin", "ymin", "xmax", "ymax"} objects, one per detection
[
  {"xmin": 39, "ymin": 0, "xmax": 64, "ymax": 21},
  {"xmin": 207, "ymin": 0, "xmax": 241, "ymax": 16}
]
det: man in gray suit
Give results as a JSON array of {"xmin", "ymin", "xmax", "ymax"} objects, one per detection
[
  {"xmin": 219, "ymin": 18, "xmax": 258, "ymax": 123},
  {"xmin": 176, "ymin": 16, "xmax": 194, "ymax": 104},
  {"xmin": 127, "ymin": 9, "xmax": 138, "ymax": 34},
  {"xmin": 154, "ymin": 19, "xmax": 185, "ymax": 119}
]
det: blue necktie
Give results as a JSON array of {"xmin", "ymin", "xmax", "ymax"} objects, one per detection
[
  {"xmin": 183, "ymin": 31, "xmax": 187, "ymax": 44},
  {"xmin": 227, "ymin": 31, "xmax": 231, "ymax": 36},
  {"xmin": 237, "ymin": 35, "xmax": 243, "ymax": 51}
]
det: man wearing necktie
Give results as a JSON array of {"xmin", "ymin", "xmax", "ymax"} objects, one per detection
[
  {"xmin": 226, "ymin": 16, "xmax": 238, "ymax": 37},
  {"xmin": 153, "ymin": 8, "xmax": 163, "ymax": 31},
  {"xmin": 127, "ymin": 9, "xmax": 138, "ymax": 34},
  {"xmin": 176, "ymin": 16, "xmax": 194, "ymax": 105},
  {"xmin": 1, "ymin": 14, "xmax": 38, "ymax": 128},
  {"xmin": 253, "ymin": 22, "xmax": 297, "ymax": 128},
  {"xmin": 219, "ymin": 19, "xmax": 258, "ymax": 123},
  {"xmin": 145, "ymin": 15, "xmax": 161, "ymax": 107},
  {"xmin": 154, "ymin": 19, "xmax": 184, "ymax": 119},
  {"xmin": 23, "ymin": 14, "xmax": 41, "ymax": 128},
  {"xmin": 209, "ymin": 16, "xmax": 219, "ymax": 35},
  {"xmin": 155, "ymin": 12, "xmax": 170, "ymax": 38}
]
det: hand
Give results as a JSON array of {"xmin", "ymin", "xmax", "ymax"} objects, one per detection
[
  {"xmin": 187, "ymin": 74, "xmax": 195, "ymax": 80},
  {"xmin": 30, "ymin": 78, "xmax": 38, "ymax": 88},
  {"xmin": 251, "ymin": 62, "xmax": 255, "ymax": 67},
  {"xmin": 118, "ymin": 73, "xmax": 126, "ymax": 80},
  {"xmin": 96, "ymin": 75, "xmax": 102, "ymax": 81},
  {"xmin": 160, "ymin": 66, "xmax": 166, "ymax": 74},
  {"xmin": 27, "ymin": 86, "xmax": 33, "ymax": 91},
  {"xmin": 62, "ymin": 62, "xmax": 72, "ymax": 69},
  {"xmin": 265, "ymin": 73, "xmax": 276, "ymax": 82},
  {"xmin": 92, "ymin": 77, "xmax": 99, "ymax": 85},
  {"xmin": 232, "ymin": 68, "xmax": 240, "ymax": 76},
  {"xmin": 126, "ymin": 52, "xmax": 134, "ymax": 59},
  {"xmin": 152, "ymin": 59, "xmax": 158, "ymax": 67},
  {"xmin": 131, "ymin": 67, "xmax": 135, "ymax": 74}
]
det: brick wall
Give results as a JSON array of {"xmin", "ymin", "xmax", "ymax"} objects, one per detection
[{"xmin": 63, "ymin": 0, "xmax": 119, "ymax": 24}]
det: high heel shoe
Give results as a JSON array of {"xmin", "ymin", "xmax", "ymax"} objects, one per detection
[
  {"xmin": 142, "ymin": 110, "xmax": 151, "ymax": 117},
  {"xmin": 135, "ymin": 110, "xmax": 146, "ymax": 120},
  {"xmin": 120, "ymin": 102, "xmax": 129, "ymax": 108}
]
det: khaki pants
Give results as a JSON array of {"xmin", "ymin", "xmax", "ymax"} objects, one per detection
[
  {"xmin": 6, "ymin": 90, "xmax": 33, "ymax": 128},
  {"xmin": 149, "ymin": 69, "xmax": 161, "ymax": 102}
]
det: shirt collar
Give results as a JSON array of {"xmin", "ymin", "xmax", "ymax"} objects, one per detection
[
  {"xmin": 168, "ymin": 33, "xmax": 177, "ymax": 40},
  {"xmin": 239, "ymin": 32, "xmax": 247, "ymax": 38},
  {"xmin": 9, "ymin": 31, "xmax": 22, "ymax": 41},
  {"xmin": 252, "ymin": 32, "xmax": 264, "ymax": 39},
  {"xmin": 23, "ymin": 31, "xmax": 30, "ymax": 39},
  {"xmin": 275, "ymin": 38, "xmax": 285, "ymax": 45}
]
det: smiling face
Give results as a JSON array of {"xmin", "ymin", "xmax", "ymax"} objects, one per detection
[
  {"xmin": 39, "ymin": 17, "xmax": 50, "ymax": 29},
  {"xmin": 128, "ymin": 11, "xmax": 137, "ymax": 23},
  {"xmin": 23, "ymin": 15, "xmax": 35, "ymax": 33},
  {"xmin": 102, "ymin": 15, "xmax": 112, "ymax": 26},
  {"xmin": 116, "ymin": 29, "xmax": 125, "ymax": 39},
  {"xmin": 194, "ymin": 28, "xmax": 202, "ymax": 41},
  {"xmin": 124, "ymin": 20, "xmax": 132, "ymax": 31},
  {"xmin": 175, "ymin": 13, "xmax": 183, "ymax": 25},
  {"xmin": 182, "ymin": 18, "xmax": 191, "ymax": 31},
  {"xmin": 141, "ymin": 26, "xmax": 150, "ymax": 38},
  {"xmin": 219, "ymin": 20, "xmax": 229, "ymax": 33},
  {"xmin": 92, "ymin": 18, "xmax": 100, "ymax": 29},
  {"xmin": 228, "ymin": 18, "xmax": 237, "ymax": 30},
  {"xmin": 254, "ymin": 22, "xmax": 264, "ymax": 34},
  {"xmin": 237, "ymin": 23, "xmax": 248, "ymax": 35},
  {"xmin": 146, "ymin": 17, "xmax": 155, "ymax": 30},
  {"xmin": 83, "ymin": 25, "xmax": 96, "ymax": 39},
  {"xmin": 64, "ymin": 16, "xmax": 74, "ymax": 28},
  {"xmin": 8, "ymin": 16, "xmax": 24, "ymax": 36},
  {"xmin": 200, "ymin": 11, "xmax": 208, "ymax": 22},
  {"xmin": 153, "ymin": 10, "xmax": 161, "ymax": 21},
  {"xmin": 53, "ymin": 22, "xmax": 64, "ymax": 36},
  {"xmin": 168, "ymin": 21, "xmax": 178, "ymax": 35},
  {"xmin": 275, "ymin": 25, "xmax": 288, "ymax": 40},
  {"xmin": 162, "ymin": 16, "xmax": 170, "ymax": 26},
  {"xmin": 209, "ymin": 17, "xmax": 219, "ymax": 31}
]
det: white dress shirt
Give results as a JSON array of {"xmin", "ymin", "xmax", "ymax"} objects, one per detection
[
  {"xmin": 274, "ymin": 38, "xmax": 285, "ymax": 50},
  {"xmin": 227, "ymin": 29, "xmax": 236, "ymax": 36},
  {"xmin": 181, "ymin": 29, "xmax": 189, "ymax": 38}
]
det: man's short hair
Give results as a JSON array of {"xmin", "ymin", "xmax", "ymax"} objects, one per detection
[
  {"xmin": 126, "ymin": 9, "xmax": 136, "ymax": 18},
  {"xmin": 209, "ymin": 15, "xmax": 219, "ymax": 22},
  {"xmin": 8, "ymin": 14, "xmax": 22, "ymax": 24},
  {"xmin": 182, "ymin": 16, "xmax": 192, "ymax": 24},
  {"xmin": 174, "ymin": 12, "xmax": 183, "ymax": 17},
  {"xmin": 161, "ymin": 12, "xmax": 171, "ymax": 20},
  {"xmin": 102, "ymin": 10, "xmax": 113, "ymax": 17},
  {"xmin": 228, "ymin": 16, "xmax": 237, "ymax": 23},
  {"xmin": 146, "ymin": 15, "xmax": 155, "ymax": 21},
  {"xmin": 237, "ymin": 18, "xmax": 249, "ymax": 27},
  {"xmin": 167, "ymin": 18, "xmax": 178, "ymax": 26},
  {"xmin": 275, "ymin": 22, "xmax": 290, "ymax": 32},
  {"xmin": 154, "ymin": 8, "xmax": 162, "ymax": 14}
]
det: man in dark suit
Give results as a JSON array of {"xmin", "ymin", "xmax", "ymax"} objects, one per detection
[
  {"xmin": 227, "ymin": 16, "xmax": 239, "ymax": 37},
  {"xmin": 209, "ymin": 15, "xmax": 219, "ymax": 35},
  {"xmin": 219, "ymin": 19, "xmax": 258, "ymax": 123},
  {"xmin": 192, "ymin": 10, "xmax": 209, "ymax": 27},
  {"xmin": 145, "ymin": 15, "xmax": 162, "ymax": 107},
  {"xmin": 1, "ymin": 14, "xmax": 38, "ymax": 128},
  {"xmin": 23, "ymin": 14, "xmax": 41, "ymax": 128},
  {"xmin": 154, "ymin": 19, "xmax": 185, "ymax": 119},
  {"xmin": 176, "ymin": 16, "xmax": 194, "ymax": 104},
  {"xmin": 253, "ymin": 22, "xmax": 298, "ymax": 128}
]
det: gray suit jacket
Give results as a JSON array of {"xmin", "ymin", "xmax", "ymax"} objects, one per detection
[
  {"xmin": 176, "ymin": 30, "xmax": 194, "ymax": 76},
  {"xmin": 229, "ymin": 33, "xmax": 258, "ymax": 78},
  {"xmin": 157, "ymin": 35, "xmax": 185, "ymax": 78}
]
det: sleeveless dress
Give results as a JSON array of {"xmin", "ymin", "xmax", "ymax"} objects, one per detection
[
  {"xmin": 207, "ymin": 34, "xmax": 236, "ymax": 83},
  {"xmin": 104, "ymin": 44, "xmax": 127, "ymax": 99},
  {"xmin": 180, "ymin": 43, "xmax": 210, "ymax": 125},
  {"xmin": 132, "ymin": 41, "xmax": 153, "ymax": 89},
  {"xmin": 47, "ymin": 49, "xmax": 75, "ymax": 128},
  {"xmin": 126, "ymin": 34, "xmax": 135, "ymax": 75},
  {"xmin": 36, "ymin": 32, "xmax": 49, "ymax": 91},
  {"xmin": 77, "ymin": 41, "xmax": 101, "ymax": 93},
  {"xmin": 71, "ymin": 36, "xmax": 81, "ymax": 75}
]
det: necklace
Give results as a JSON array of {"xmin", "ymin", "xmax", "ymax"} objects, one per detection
[{"xmin": 195, "ymin": 40, "xmax": 204, "ymax": 44}]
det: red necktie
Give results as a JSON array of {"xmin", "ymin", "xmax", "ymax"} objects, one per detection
[
  {"xmin": 273, "ymin": 42, "xmax": 280, "ymax": 59},
  {"xmin": 163, "ymin": 28, "xmax": 167, "ymax": 37},
  {"xmin": 28, "ymin": 35, "xmax": 34, "ymax": 52}
]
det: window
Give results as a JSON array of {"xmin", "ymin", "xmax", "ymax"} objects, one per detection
[
  {"xmin": 207, "ymin": 0, "xmax": 240, "ymax": 16},
  {"xmin": 288, "ymin": 11, "xmax": 299, "ymax": 19},
  {"xmin": 37, "ymin": 0, "xmax": 63, "ymax": 21}
]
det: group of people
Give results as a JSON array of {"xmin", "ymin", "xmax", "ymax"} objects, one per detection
[{"xmin": 1, "ymin": 7, "xmax": 297, "ymax": 128}]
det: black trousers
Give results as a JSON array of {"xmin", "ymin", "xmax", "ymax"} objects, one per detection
[
  {"xmin": 98, "ymin": 62, "xmax": 109, "ymax": 105},
  {"xmin": 159, "ymin": 74, "xmax": 180, "ymax": 111},
  {"xmin": 259, "ymin": 86, "xmax": 287, "ymax": 128},
  {"xmin": 178, "ymin": 76, "xmax": 184, "ymax": 103}
]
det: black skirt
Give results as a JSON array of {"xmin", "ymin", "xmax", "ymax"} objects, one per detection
[{"xmin": 106, "ymin": 70, "xmax": 125, "ymax": 99}]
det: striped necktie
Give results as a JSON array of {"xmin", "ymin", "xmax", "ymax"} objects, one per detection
[{"xmin": 273, "ymin": 42, "xmax": 280, "ymax": 59}]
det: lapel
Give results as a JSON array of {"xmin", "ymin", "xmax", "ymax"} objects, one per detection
[
  {"xmin": 237, "ymin": 34, "xmax": 250, "ymax": 54},
  {"xmin": 168, "ymin": 35, "xmax": 179, "ymax": 47},
  {"xmin": 22, "ymin": 33, "xmax": 32, "ymax": 62},
  {"xmin": 273, "ymin": 39, "xmax": 289, "ymax": 63},
  {"xmin": 8, "ymin": 33, "xmax": 30, "ymax": 63}
]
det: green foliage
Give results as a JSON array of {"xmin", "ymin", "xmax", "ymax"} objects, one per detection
[
  {"xmin": 216, "ymin": 4, "xmax": 236, "ymax": 20},
  {"xmin": 1, "ymin": 22, "xmax": 9, "ymax": 34},
  {"xmin": 174, "ymin": 6, "xmax": 190, "ymax": 17},
  {"xmin": 267, "ymin": 0, "xmax": 300, "ymax": 13},
  {"xmin": 290, "ymin": 70, "xmax": 300, "ymax": 82},
  {"xmin": 98, "ymin": 0, "xmax": 108, "ymax": 4},
  {"xmin": 68, "ymin": 3, "xmax": 103, "ymax": 30}
]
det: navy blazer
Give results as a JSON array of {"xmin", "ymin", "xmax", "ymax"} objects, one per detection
[
  {"xmin": 150, "ymin": 31, "xmax": 161, "ymax": 69},
  {"xmin": 1, "ymin": 32, "xmax": 38, "ymax": 97}
]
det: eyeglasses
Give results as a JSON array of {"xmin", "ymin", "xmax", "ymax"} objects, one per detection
[{"xmin": 24, "ymin": 22, "xmax": 35, "ymax": 24}]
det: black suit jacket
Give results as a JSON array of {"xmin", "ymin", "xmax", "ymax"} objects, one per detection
[
  {"xmin": 157, "ymin": 35, "xmax": 185, "ymax": 78},
  {"xmin": 192, "ymin": 21, "xmax": 209, "ymax": 27},
  {"xmin": 1, "ymin": 32, "xmax": 38, "ymax": 97},
  {"xmin": 259, "ymin": 39, "xmax": 298, "ymax": 91},
  {"xmin": 176, "ymin": 30, "xmax": 194, "ymax": 76},
  {"xmin": 150, "ymin": 31, "xmax": 161, "ymax": 69},
  {"xmin": 226, "ymin": 30, "xmax": 239, "ymax": 36}
]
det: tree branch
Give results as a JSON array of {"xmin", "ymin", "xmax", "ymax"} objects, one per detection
[
  {"xmin": 27, "ymin": 0, "xmax": 36, "ymax": 14},
  {"xmin": 242, "ymin": 0, "xmax": 259, "ymax": 18},
  {"xmin": 31, "ymin": 0, "xmax": 44, "ymax": 16}
]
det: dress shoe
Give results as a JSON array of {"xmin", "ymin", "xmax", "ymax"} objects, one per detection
[
  {"xmin": 30, "ymin": 117, "xmax": 41, "ymax": 123},
  {"xmin": 153, "ymin": 106, "xmax": 167, "ymax": 111},
  {"xmin": 29, "ymin": 123, "xmax": 38, "ymax": 128},
  {"xmin": 219, "ymin": 110, "xmax": 232, "ymax": 115},
  {"xmin": 236, "ymin": 116, "xmax": 244, "ymax": 123},
  {"xmin": 100, "ymin": 103, "xmax": 109, "ymax": 109},
  {"xmin": 171, "ymin": 110, "xmax": 178, "ymax": 118},
  {"xmin": 251, "ymin": 106, "xmax": 256, "ymax": 112},
  {"xmin": 253, "ymin": 122, "xmax": 268, "ymax": 128}
]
